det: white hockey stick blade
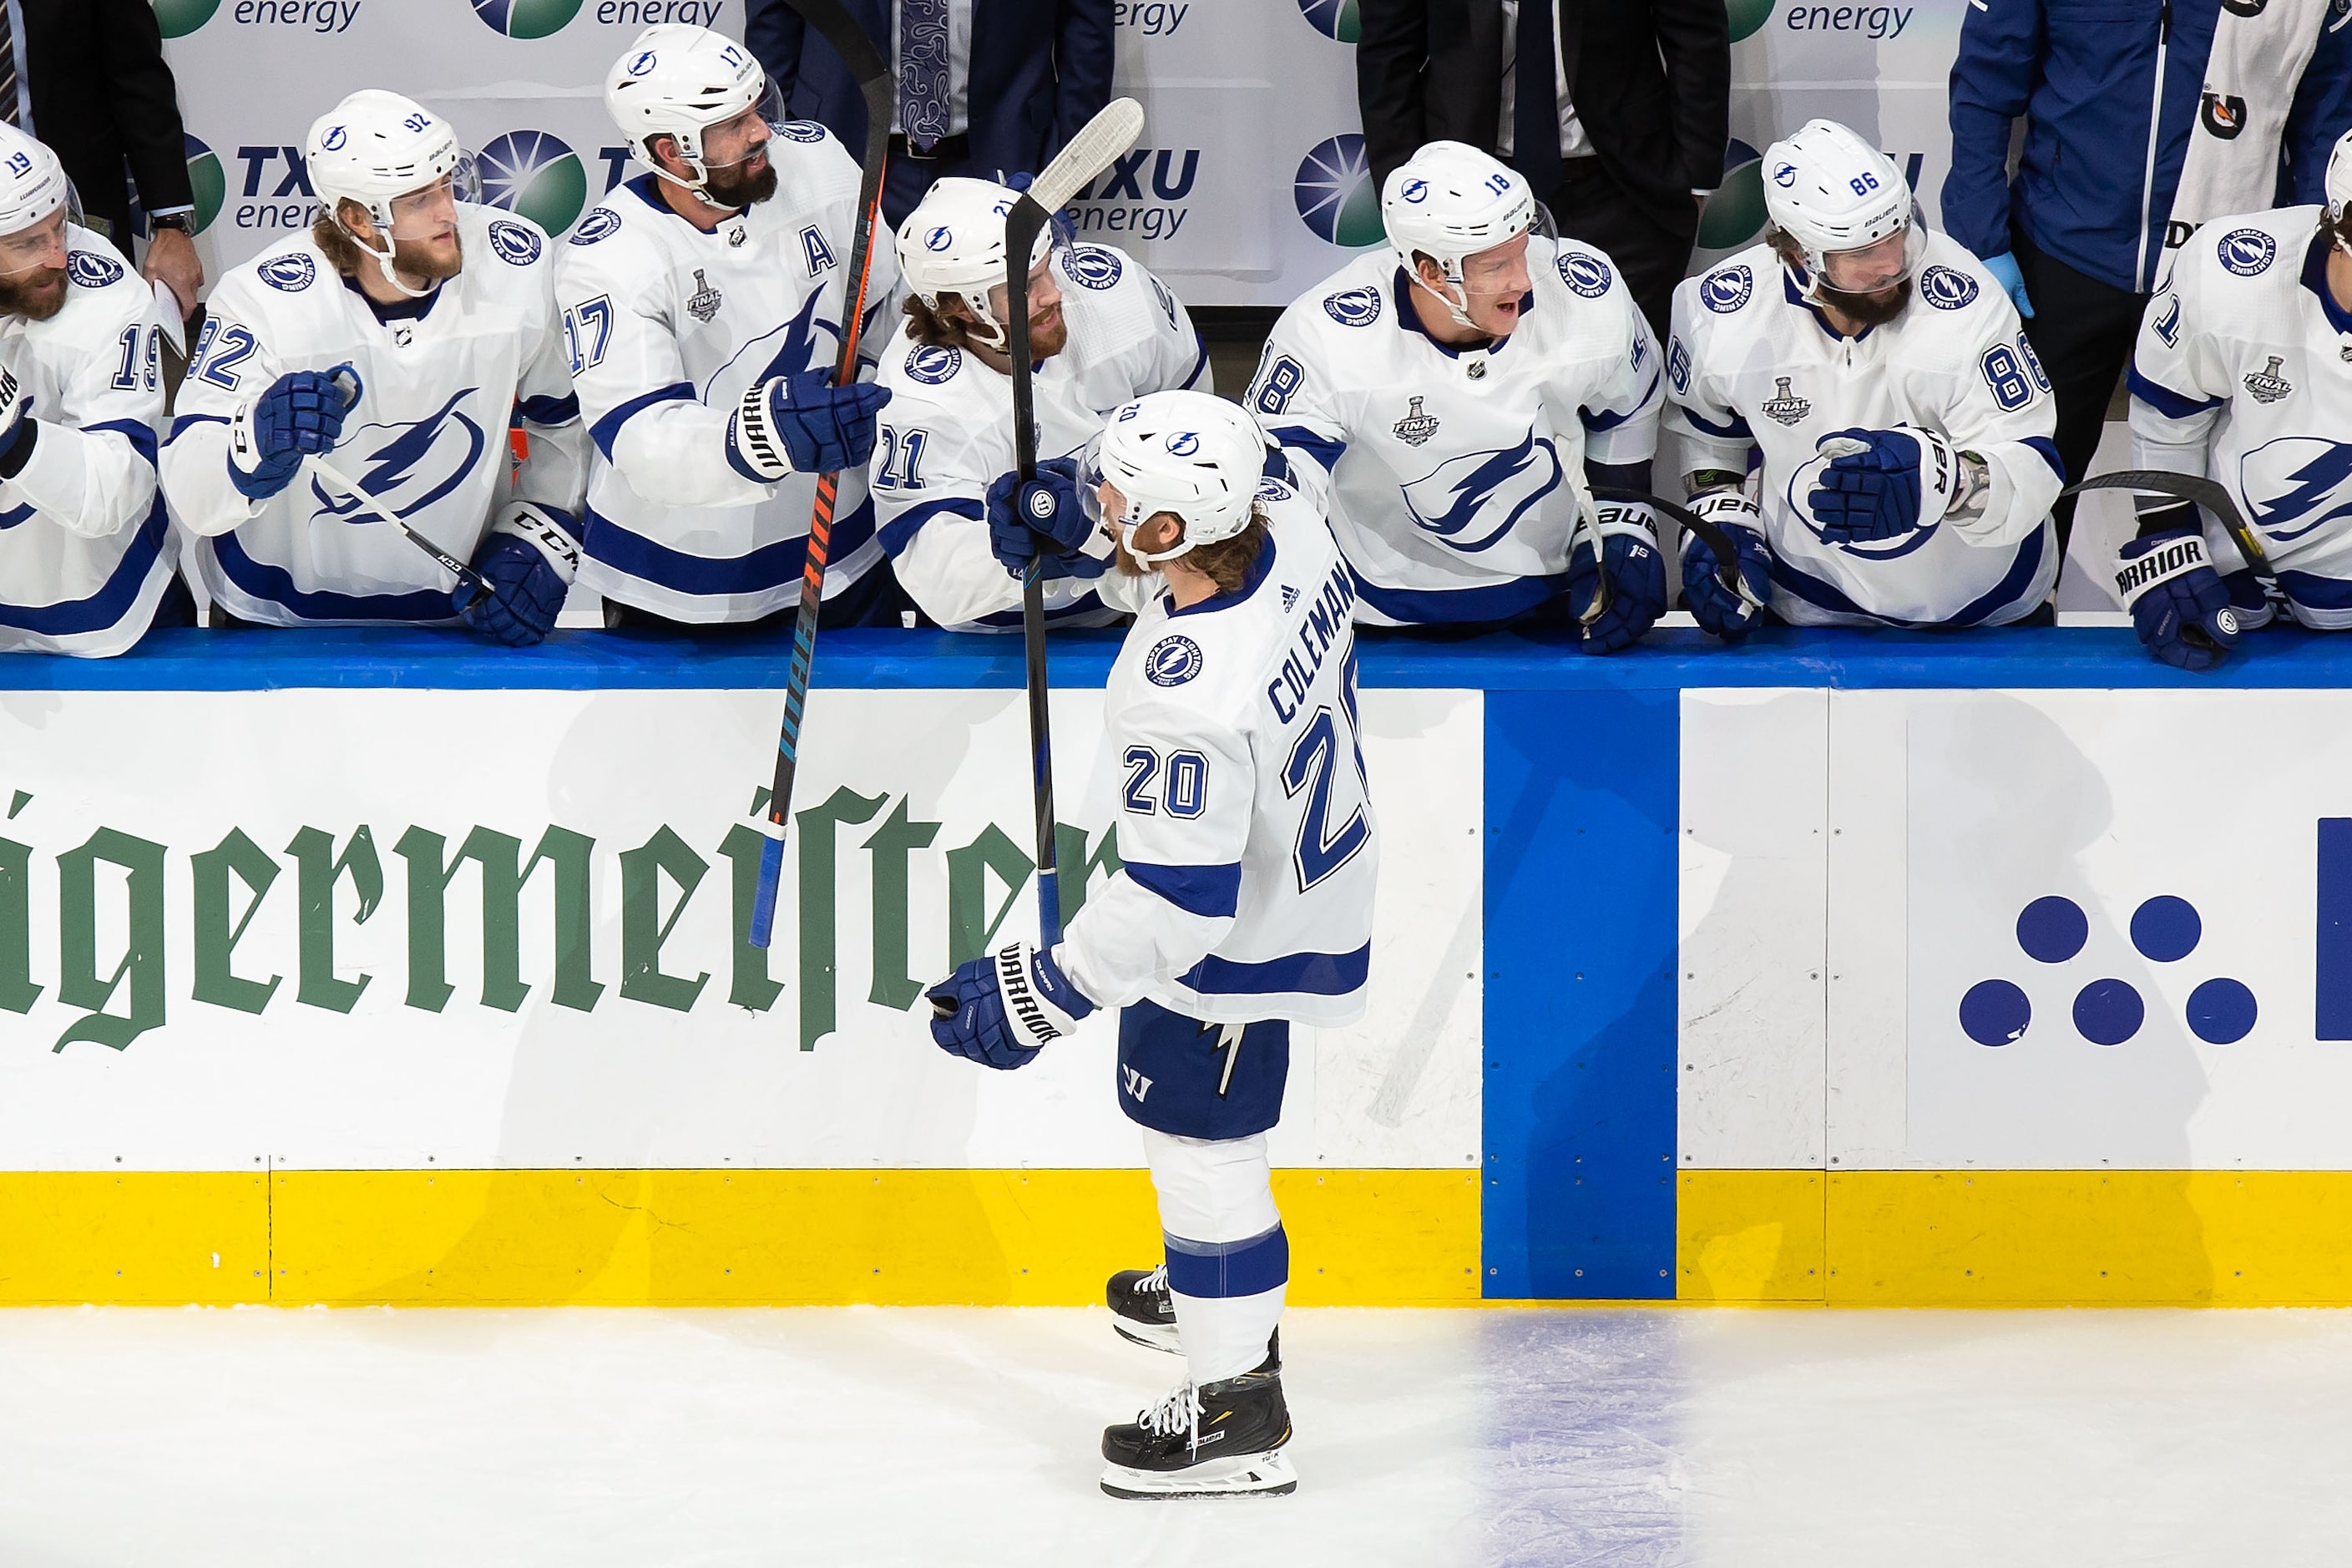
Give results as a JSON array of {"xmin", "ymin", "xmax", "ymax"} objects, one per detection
[{"xmin": 1029, "ymin": 98, "xmax": 1145, "ymax": 215}]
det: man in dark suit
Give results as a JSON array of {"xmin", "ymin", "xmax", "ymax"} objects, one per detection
[
  {"xmin": 13, "ymin": 0, "xmax": 204, "ymax": 319},
  {"xmin": 744, "ymin": 0, "xmax": 1115, "ymax": 229},
  {"xmin": 1356, "ymin": 0, "xmax": 1727, "ymax": 338}
]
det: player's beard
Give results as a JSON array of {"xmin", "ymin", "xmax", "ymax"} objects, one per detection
[
  {"xmin": 1026, "ymin": 301, "xmax": 1068, "ymax": 358},
  {"xmin": 706, "ymin": 159, "xmax": 777, "ymax": 209},
  {"xmin": 392, "ymin": 233, "xmax": 463, "ymax": 286},
  {"xmin": 1819, "ymin": 276, "xmax": 1911, "ymax": 328},
  {"xmin": 1112, "ymin": 537, "xmax": 1151, "ymax": 577},
  {"xmin": 0, "ymin": 265, "xmax": 68, "ymax": 321}
]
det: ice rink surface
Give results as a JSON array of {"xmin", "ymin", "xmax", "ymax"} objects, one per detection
[{"xmin": 3, "ymin": 1303, "xmax": 2348, "ymax": 1565}]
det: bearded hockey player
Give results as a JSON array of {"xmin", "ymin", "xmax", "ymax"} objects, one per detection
[
  {"xmin": 2112, "ymin": 129, "xmax": 2352, "ymax": 671},
  {"xmin": 928, "ymin": 392, "xmax": 1374, "ymax": 1499},
  {"xmin": 871, "ymin": 178, "xmax": 1208, "ymax": 632},
  {"xmin": 1244, "ymin": 140, "xmax": 1664, "ymax": 645},
  {"xmin": 559, "ymin": 25, "xmax": 899, "ymax": 630},
  {"xmin": 163, "ymin": 91, "xmax": 585, "ymax": 641},
  {"xmin": 0, "ymin": 124, "xmax": 177, "ymax": 656},
  {"xmin": 1666, "ymin": 119, "xmax": 2062, "ymax": 636}
]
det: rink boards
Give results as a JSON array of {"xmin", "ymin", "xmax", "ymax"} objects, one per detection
[{"xmin": 7, "ymin": 627, "xmax": 2352, "ymax": 1305}]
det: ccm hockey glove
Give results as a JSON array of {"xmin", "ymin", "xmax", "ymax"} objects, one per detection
[
  {"xmin": 2117, "ymin": 525, "xmax": 2239, "ymax": 672},
  {"xmin": 926, "ymin": 941, "xmax": 1095, "ymax": 1070},
  {"xmin": 457, "ymin": 501, "xmax": 580, "ymax": 647}
]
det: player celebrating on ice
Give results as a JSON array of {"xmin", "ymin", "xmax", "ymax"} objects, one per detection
[
  {"xmin": 0, "ymin": 124, "xmax": 179, "ymax": 656},
  {"xmin": 870, "ymin": 177, "xmax": 1208, "ymax": 632},
  {"xmin": 1664, "ymin": 119, "xmax": 2061, "ymax": 637},
  {"xmin": 559, "ymin": 24, "xmax": 900, "ymax": 631},
  {"xmin": 163, "ymin": 91, "xmax": 586, "ymax": 641},
  {"xmin": 1245, "ymin": 139, "xmax": 1664, "ymax": 645},
  {"xmin": 927, "ymin": 391, "xmax": 1375, "ymax": 1500},
  {"xmin": 2109, "ymin": 130, "xmax": 2352, "ymax": 671}
]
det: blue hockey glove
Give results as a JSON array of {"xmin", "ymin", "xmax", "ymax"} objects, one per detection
[
  {"xmin": 2116, "ymin": 526, "xmax": 2239, "ymax": 672},
  {"xmin": 229, "ymin": 363, "xmax": 357, "ymax": 501},
  {"xmin": 0, "ymin": 361, "xmax": 33, "ymax": 475},
  {"xmin": 984, "ymin": 458, "xmax": 1090, "ymax": 577},
  {"xmin": 926, "ymin": 940, "xmax": 1095, "ymax": 1070},
  {"xmin": 1680, "ymin": 493, "xmax": 1772, "ymax": 641},
  {"xmin": 729, "ymin": 370, "xmax": 891, "ymax": 482},
  {"xmin": 1566, "ymin": 500, "xmax": 1667, "ymax": 655},
  {"xmin": 455, "ymin": 502, "xmax": 580, "ymax": 647},
  {"xmin": 1807, "ymin": 425, "xmax": 1966, "ymax": 544},
  {"xmin": 1981, "ymin": 251, "xmax": 2034, "ymax": 319}
]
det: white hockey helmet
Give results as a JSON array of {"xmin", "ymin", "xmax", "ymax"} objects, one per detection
[
  {"xmin": 896, "ymin": 177, "xmax": 1057, "ymax": 348},
  {"xmin": 1762, "ymin": 119, "xmax": 1926, "ymax": 301},
  {"xmin": 2328, "ymin": 127, "xmax": 2352, "ymax": 255},
  {"xmin": 306, "ymin": 90, "xmax": 473, "ymax": 299},
  {"xmin": 1383, "ymin": 140, "xmax": 1543, "ymax": 327},
  {"xmin": 1086, "ymin": 391, "xmax": 1270, "ymax": 566},
  {"xmin": 604, "ymin": 25, "xmax": 782, "ymax": 203},
  {"xmin": 0, "ymin": 122, "xmax": 71, "ymax": 241}
]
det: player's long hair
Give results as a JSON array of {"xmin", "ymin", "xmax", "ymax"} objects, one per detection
[
  {"xmin": 903, "ymin": 291, "xmax": 987, "ymax": 352},
  {"xmin": 311, "ymin": 204, "xmax": 372, "ymax": 279},
  {"xmin": 1183, "ymin": 508, "xmax": 1271, "ymax": 596}
]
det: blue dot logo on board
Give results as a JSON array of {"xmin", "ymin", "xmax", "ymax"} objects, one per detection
[{"xmin": 1958, "ymin": 893, "xmax": 2257, "ymax": 1049}]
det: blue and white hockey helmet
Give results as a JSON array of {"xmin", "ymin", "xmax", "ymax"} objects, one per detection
[
  {"xmin": 306, "ymin": 90, "xmax": 477, "ymax": 298},
  {"xmin": 896, "ymin": 177, "xmax": 1066, "ymax": 348},
  {"xmin": 1382, "ymin": 141, "xmax": 1554, "ymax": 326},
  {"xmin": 1086, "ymin": 391, "xmax": 1271, "ymax": 565},
  {"xmin": 604, "ymin": 26, "xmax": 785, "ymax": 199},
  {"xmin": 0, "ymin": 121, "xmax": 73, "ymax": 255},
  {"xmin": 1762, "ymin": 119, "xmax": 1927, "ymax": 302}
]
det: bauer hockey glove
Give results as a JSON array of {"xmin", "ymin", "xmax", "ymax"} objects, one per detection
[
  {"xmin": 456, "ymin": 502, "xmax": 580, "ymax": 647},
  {"xmin": 1566, "ymin": 499, "xmax": 1667, "ymax": 655},
  {"xmin": 2116, "ymin": 526, "xmax": 2240, "ymax": 672},
  {"xmin": 727, "ymin": 369, "xmax": 890, "ymax": 482},
  {"xmin": 1680, "ymin": 493, "xmax": 1772, "ymax": 641},
  {"xmin": 1807, "ymin": 424, "xmax": 1965, "ymax": 544},
  {"xmin": 925, "ymin": 940, "xmax": 1095, "ymax": 1070},
  {"xmin": 228, "ymin": 364, "xmax": 357, "ymax": 502},
  {"xmin": 984, "ymin": 458, "xmax": 1090, "ymax": 577}
]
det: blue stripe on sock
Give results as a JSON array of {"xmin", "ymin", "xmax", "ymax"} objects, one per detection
[{"xmin": 1163, "ymin": 1222, "xmax": 1288, "ymax": 1299}]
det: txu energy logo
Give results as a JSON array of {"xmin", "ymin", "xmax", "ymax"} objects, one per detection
[
  {"xmin": 1295, "ymin": 134, "xmax": 1382, "ymax": 248},
  {"xmin": 182, "ymin": 134, "xmax": 227, "ymax": 236},
  {"xmin": 478, "ymin": 131, "xmax": 589, "ymax": 236},
  {"xmin": 1959, "ymin": 893, "xmax": 2257, "ymax": 1048},
  {"xmin": 1297, "ymin": 0, "xmax": 1360, "ymax": 41},
  {"xmin": 154, "ymin": 0, "xmax": 223, "ymax": 37},
  {"xmin": 1068, "ymin": 146, "xmax": 1200, "ymax": 244},
  {"xmin": 472, "ymin": 0, "xmax": 582, "ymax": 36}
]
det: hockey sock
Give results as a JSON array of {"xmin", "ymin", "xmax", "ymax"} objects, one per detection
[{"xmin": 1140, "ymin": 1128, "xmax": 1287, "ymax": 1386}]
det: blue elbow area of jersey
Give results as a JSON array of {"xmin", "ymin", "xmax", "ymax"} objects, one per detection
[
  {"xmin": 2022, "ymin": 436, "xmax": 2066, "ymax": 482},
  {"xmin": 589, "ymin": 381, "xmax": 695, "ymax": 460},
  {"xmin": 1268, "ymin": 426, "xmax": 1345, "ymax": 474},
  {"xmin": 876, "ymin": 496, "xmax": 983, "ymax": 558},
  {"xmin": 516, "ymin": 392, "xmax": 581, "ymax": 427},
  {"xmin": 1125, "ymin": 860, "xmax": 1242, "ymax": 919},
  {"xmin": 164, "ymin": 412, "xmax": 227, "ymax": 445},
  {"xmin": 1583, "ymin": 367, "xmax": 1661, "ymax": 432},
  {"xmin": 1164, "ymin": 1222, "xmax": 1287, "ymax": 1299},
  {"xmin": 2126, "ymin": 365, "xmax": 2223, "ymax": 422},
  {"xmin": 1680, "ymin": 407, "xmax": 1754, "ymax": 443},
  {"xmin": 86, "ymin": 418, "xmax": 159, "ymax": 468},
  {"xmin": 1586, "ymin": 458, "xmax": 1651, "ymax": 495}
]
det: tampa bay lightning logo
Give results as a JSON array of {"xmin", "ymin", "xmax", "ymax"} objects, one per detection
[
  {"xmin": 774, "ymin": 120, "xmax": 827, "ymax": 144},
  {"xmin": 568, "ymin": 208, "xmax": 621, "ymax": 246},
  {"xmin": 1788, "ymin": 453, "xmax": 1937, "ymax": 559},
  {"xmin": 1399, "ymin": 178, "xmax": 1429, "ymax": 204},
  {"xmin": 1918, "ymin": 266, "xmax": 1979, "ymax": 310},
  {"xmin": 2218, "ymin": 227, "xmax": 2277, "ymax": 276},
  {"xmin": 66, "ymin": 250, "xmax": 124, "ymax": 289},
  {"xmin": 1065, "ymin": 245, "xmax": 1124, "ymax": 290},
  {"xmin": 1165, "ymin": 431, "xmax": 1201, "ymax": 457},
  {"xmin": 257, "ymin": 252, "xmax": 316, "ymax": 292},
  {"xmin": 321, "ymin": 125, "xmax": 348, "ymax": 151},
  {"xmin": 1145, "ymin": 635, "xmax": 1203, "ymax": 686},
  {"xmin": 708, "ymin": 286, "xmax": 840, "ymax": 407},
  {"xmin": 308, "ymin": 386, "xmax": 490, "ymax": 526},
  {"xmin": 1399, "ymin": 430, "xmax": 1563, "ymax": 553},
  {"xmin": 1771, "ymin": 160, "xmax": 1798, "ymax": 187},
  {"xmin": 487, "ymin": 220, "xmax": 542, "ymax": 266},
  {"xmin": 923, "ymin": 225, "xmax": 954, "ymax": 252},
  {"xmin": 2239, "ymin": 437, "xmax": 2352, "ymax": 543},
  {"xmin": 1701, "ymin": 265, "xmax": 1753, "ymax": 314},
  {"xmin": 626, "ymin": 48, "xmax": 658, "ymax": 76},
  {"xmin": 1322, "ymin": 286, "xmax": 1381, "ymax": 326},
  {"xmin": 1556, "ymin": 250, "xmax": 1611, "ymax": 298},
  {"xmin": 906, "ymin": 344, "xmax": 962, "ymax": 384}
]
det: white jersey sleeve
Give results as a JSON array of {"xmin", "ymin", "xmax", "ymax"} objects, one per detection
[
  {"xmin": 1663, "ymin": 287, "xmax": 1758, "ymax": 480},
  {"xmin": 511, "ymin": 230, "xmax": 589, "ymax": 518},
  {"xmin": 1566, "ymin": 249, "xmax": 1664, "ymax": 473},
  {"xmin": 1928, "ymin": 287, "xmax": 2063, "ymax": 549},
  {"xmin": 2126, "ymin": 236, "xmax": 2233, "ymax": 475},
  {"xmin": 1244, "ymin": 306, "xmax": 1348, "ymax": 510},
  {"xmin": 158, "ymin": 273, "xmax": 293, "ymax": 539},
  {"xmin": 11, "ymin": 267, "xmax": 164, "ymax": 542}
]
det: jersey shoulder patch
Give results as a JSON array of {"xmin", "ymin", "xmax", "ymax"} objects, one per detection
[
  {"xmin": 255, "ymin": 251, "xmax": 317, "ymax": 293},
  {"xmin": 2213, "ymin": 225, "xmax": 2278, "ymax": 277},
  {"xmin": 773, "ymin": 119, "xmax": 829, "ymax": 144},
  {"xmin": 1144, "ymin": 634, "xmax": 1205, "ymax": 687},
  {"xmin": 1065, "ymin": 245, "xmax": 1125, "ymax": 291},
  {"xmin": 1916, "ymin": 264, "xmax": 1980, "ymax": 311},
  {"xmin": 569, "ymin": 207, "xmax": 625, "ymax": 247},
  {"xmin": 1321, "ymin": 286, "xmax": 1382, "ymax": 326},
  {"xmin": 1556, "ymin": 249, "xmax": 1612, "ymax": 299},
  {"xmin": 1698, "ymin": 263, "xmax": 1754, "ymax": 315},
  {"xmin": 487, "ymin": 219, "xmax": 544, "ymax": 266},
  {"xmin": 66, "ymin": 250, "xmax": 124, "ymax": 289},
  {"xmin": 903, "ymin": 344, "xmax": 964, "ymax": 385}
]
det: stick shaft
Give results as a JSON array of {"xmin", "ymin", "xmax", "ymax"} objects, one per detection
[{"xmin": 309, "ymin": 454, "xmax": 489, "ymax": 599}]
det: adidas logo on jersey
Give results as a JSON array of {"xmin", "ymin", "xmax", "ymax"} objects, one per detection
[
  {"xmin": 1760, "ymin": 377, "xmax": 1812, "ymax": 427},
  {"xmin": 2243, "ymin": 357, "xmax": 2294, "ymax": 405},
  {"xmin": 1390, "ymin": 397, "xmax": 1439, "ymax": 448}
]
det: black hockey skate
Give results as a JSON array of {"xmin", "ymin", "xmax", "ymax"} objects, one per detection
[
  {"xmin": 1099, "ymin": 1343, "xmax": 1296, "ymax": 1500},
  {"xmin": 1106, "ymin": 1265, "xmax": 1182, "ymax": 1353}
]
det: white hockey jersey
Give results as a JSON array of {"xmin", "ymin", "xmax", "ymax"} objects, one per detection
[
  {"xmin": 556, "ymin": 128, "xmax": 903, "ymax": 625},
  {"xmin": 1665, "ymin": 232, "xmax": 2062, "ymax": 629},
  {"xmin": 1056, "ymin": 478, "xmax": 1377, "ymax": 1027},
  {"xmin": 2127, "ymin": 210, "xmax": 2352, "ymax": 627},
  {"xmin": 871, "ymin": 242, "xmax": 1207, "ymax": 632},
  {"xmin": 0, "ymin": 230, "xmax": 174, "ymax": 656},
  {"xmin": 163, "ymin": 205, "xmax": 584, "ymax": 627},
  {"xmin": 1243, "ymin": 239, "xmax": 1661, "ymax": 626}
]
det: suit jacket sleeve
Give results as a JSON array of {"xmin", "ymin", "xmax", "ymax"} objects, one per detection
[
  {"xmin": 1941, "ymin": 0, "xmax": 2044, "ymax": 263},
  {"xmin": 1651, "ymin": 0, "xmax": 1728, "ymax": 194},
  {"xmin": 744, "ymin": 0, "xmax": 809, "ymax": 102},
  {"xmin": 2281, "ymin": 7, "xmax": 2352, "ymax": 205},
  {"xmin": 95, "ymin": 0, "xmax": 194, "ymax": 211},
  {"xmin": 1354, "ymin": 0, "xmax": 1429, "ymax": 189},
  {"xmin": 1052, "ymin": 0, "xmax": 1116, "ymax": 154}
]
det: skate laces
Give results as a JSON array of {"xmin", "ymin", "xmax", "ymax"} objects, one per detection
[
  {"xmin": 1138, "ymin": 1383, "xmax": 1202, "ymax": 1449},
  {"xmin": 1140, "ymin": 1264, "xmax": 1167, "ymax": 1296}
]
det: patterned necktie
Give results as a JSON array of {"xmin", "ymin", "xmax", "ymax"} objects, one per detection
[
  {"xmin": 1512, "ymin": 0, "xmax": 1562, "ymax": 198},
  {"xmin": 0, "ymin": 5, "xmax": 20, "ymax": 130},
  {"xmin": 898, "ymin": 0, "xmax": 950, "ymax": 150}
]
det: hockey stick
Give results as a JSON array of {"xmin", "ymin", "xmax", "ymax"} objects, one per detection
[
  {"xmin": 1588, "ymin": 485, "xmax": 1766, "ymax": 619},
  {"xmin": 307, "ymin": 453, "xmax": 490, "ymax": 601},
  {"xmin": 1004, "ymin": 98, "xmax": 1145, "ymax": 950},
  {"xmin": 746, "ymin": 0, "xmax": 894, "ymax": 951},
  {"xmin": 2063, "ymin": 469, "xmax": 2284, "ymax": 610}
]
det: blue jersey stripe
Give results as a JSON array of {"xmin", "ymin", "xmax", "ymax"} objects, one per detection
[
  {"xmin": 0, "ymin": 495, "xmax": 168, "ymax": 635},
  {"xmin": 1125, "ymin": 860, "xmax": 1242, "ymax": 919},
  {"xmin": 877, "ymin": 495, "xmax": 979, "ymax": 558},
  {"xmin": 212, "ymin": 529, "xmax": 457, "ymax": 622},
  {"xmin": 1163, "ymin": 1222, "xmax": 1287, "ymax": 1299},
  {"xmin": 583, "ymin": 495, "xmax": 878, "ymax": 598},
  {"xmin": 589, "ymin": 381, "xmax": 695, "ymax": 460},
  {"xmin": 1177, "ymin": 942, "xmax": 1370, "ymax": 997}
]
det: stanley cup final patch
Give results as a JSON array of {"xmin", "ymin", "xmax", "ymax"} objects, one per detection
[
  {"xmin": 1391, "ymin": 397, "xmax": 1439, "ymax": 448},
  {"xmin": 687, "ymin": 269, "xmax": 723, "ymax": 324}
]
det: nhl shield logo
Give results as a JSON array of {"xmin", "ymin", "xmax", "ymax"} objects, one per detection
[
  {"xmin": 2243, "ymin": 356, "xmax": 2294, "ymax": 405},
  {"xmin": 687, "ymin": 268, "xmax": 722, "ymax": 324},
  {"xmin": 1391, "ymin": 397, "xmax": 1440, "ymax": 448},
  {"xmin": 1760, "ymin": 376, "xmax": 1812, "ymax": 427}
]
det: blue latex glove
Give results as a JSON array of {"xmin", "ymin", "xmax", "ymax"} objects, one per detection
[
  {"xmin": 230, "ymin": 366, "xmax": 355, "ymax": 501},
  {"xmin": 456, "ymin": 505, "xmax": 579, "ymax": 647},
  {"xmin": 2115, "ymin": 527, "xmax": 2239, "ymax": 672},
  {"xmin": 1981, "ymin": 251, "xmax": 2034, "ymax": 319},
  {"xmin": 765, "ymin": 370, "xmax": 890, "ymax": 475},
  {"xmin": 926, "ymin": 941, "xmax": 1095, "ymax": 1070},
  {"xmin": 1566, "ymin": 503, "xmax": 1667, "ymax": 655},
  {"xmin": 1682, "ymin": 516, "xmax": 1772, "ymax": 641},
  {"xmin": 984, "ymin": 457, "xmax": 1089, "ymax": 577}
]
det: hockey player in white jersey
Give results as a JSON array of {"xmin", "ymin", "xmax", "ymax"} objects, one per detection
[
  {"xmin": 2111, "ymin": 129, "xmax": 2352, "ymax": 670},
  {"xmin": 1665, "ymin": 119, "xmax": 2062, "ymax": 635},
  {"xmin": 870, "ymin": 177, "xmax": 1208, "ymax": 631},
  {"xmin": 0, "ymin": 124, "xmax": 178, "ymax": 656},
  {"xmin": 927, "ymin": 392, "xmax": 1373, "ymax": 1499},
  {"xmin": 163, "ymin": 91, "xmax": 585, "ymax": 640},
  {"xmin": 1245, "ymin": 140, "xmax": 1664, "ymax": 644},
  {"xmin": 559, "ymin": 25, "xmax": 900, "ymax": 630}
]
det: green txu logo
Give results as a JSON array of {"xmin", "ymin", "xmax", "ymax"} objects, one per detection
[
  {"xmin": 181, "ymin": 134, "xmax": 226, "ymax": 235},
  {"xmin": 154, "ymin": 0, "xmax": 222, "ymax": 38},
  {"xmin": 470, "ymin": 0, "xmax": 584, "ymax": 37},
  {"xmin": 478, "ymin": 131, "xmax": 589, "ymax": 237}
]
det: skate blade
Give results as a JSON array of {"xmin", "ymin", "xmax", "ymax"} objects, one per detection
[
  {"xmin": 1110, "ymin": 1318, "xmax": 1184, "ymax": 1354},
  {"xmin": 1099, "ymin": 1449, "xmax": 1297, "ymax": 1500}
]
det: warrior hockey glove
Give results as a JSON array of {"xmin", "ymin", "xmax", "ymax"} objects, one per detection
[
  {"xmin": 1566, "ymin": 499, "xmax": 1667, "ymax": 655},
  {"xmin": 727, "ymin": 369, "xmax": 891, "ymax": 482},
  {"xmin": 229, "ymin": 365, "xmax": 357, "ymax": 502},
  {"xmin": 984, "ymin": 458, "xmax": 1092, "ymax": 578},
  {"xmin": 457, "ymin": 501, "xmax": 580, "ymax": 647},
  {"xmin": 926, "ymin": 940, "xmax": 1096, "ymax": 1070},
  {"xmin": 1807, "ymin": 424, "xmax": 1965, "ymax": 544},
  {"xmin": 2117, "ymin": 526, "xmax": 2239, "ymax": 672},
  {"xmin": 1680, "ymin": 493, "xmax": 1772, "ymax": 641}
]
